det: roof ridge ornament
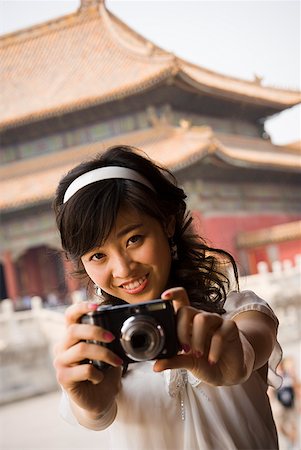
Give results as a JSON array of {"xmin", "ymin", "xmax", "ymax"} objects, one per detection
[
  {"xmin": 80, "ymin": 0, "xmax": 103, "ymax": 11},
  {"xmin": 253, "ymin": 74, "xmax": 263, "ymax": 85}
]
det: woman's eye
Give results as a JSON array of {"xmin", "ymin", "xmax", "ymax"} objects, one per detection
[
  {"xmin": 90, "ymin": 253, "xmax": 105, "ymax": 261},
  {"xmin": 127, "ymin": 235, "xmax": 143, "ymax": 246}
]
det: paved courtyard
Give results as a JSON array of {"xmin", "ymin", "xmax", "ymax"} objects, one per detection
[
  {"xmin": 0, "ymin": 390, "xmax": 103, "ymax": 450},
  {"xmin": 0, "ymin": 389, "xmax": 299, "ymax": 450}
]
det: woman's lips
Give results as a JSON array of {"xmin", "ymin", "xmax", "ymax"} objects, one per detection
[{"xmin": 121, "ymin": 275, "xmax": 148, "ymax": 294}]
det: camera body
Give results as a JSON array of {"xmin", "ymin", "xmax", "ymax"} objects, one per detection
[{"xmin": 81, "ymin": 299, "xmax": 179, "ymax": 369}]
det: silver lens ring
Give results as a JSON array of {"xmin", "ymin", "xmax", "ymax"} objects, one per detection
[{"xmin": 120, "ymin": 315, "xmax": 165, "ymax": 361}]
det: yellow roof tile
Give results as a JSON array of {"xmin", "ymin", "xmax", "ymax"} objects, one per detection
[{"xmin": 1, "ymin": 3, "xmax": 300, "ymax": 130}]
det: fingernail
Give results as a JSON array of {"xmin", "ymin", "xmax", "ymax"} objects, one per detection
[
  {"xmin": 194, "ymin": 351, "xmax": 203, "ymax": 359},
  {"xmin": 113, "ymin": 356, "xmax": 123, "ymax": 366},
  {"xmin": 182, "ymin": 344, "xmax": 191, "ymax": 353},
  {"xmin": 88, "ymin": 303, "xmax": 98, "ymax": 311},
  {"xmin": 103, "ymin": 332, "xmax": 115, "ymax": 342},
  {"xmin": 208, "ymin": 359, "xmax": 216, "ymax": 366}
]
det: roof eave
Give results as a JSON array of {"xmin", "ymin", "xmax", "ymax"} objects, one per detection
[
  {"xmin": 176, "ymin": 71, "xmax": 301, "ymax": 113},
  {"xmin": 0, "ymin": 70, "xmax": 176, "ymax": 132},
  {"xmin": 1, "ymin": 66, "xmax": 300, "ymax": 132},
  {"xmin": 172, "ymin": 141, "xmax": 301, "ymax": 174}
]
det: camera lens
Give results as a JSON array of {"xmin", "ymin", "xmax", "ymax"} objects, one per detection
[
  {"xmin": 130, "ymin": 333, "xmax": 149, "ymax": 351},
  {"xmin": 120, "ymin": 315, "xmax": 165, "ymax": 361}
]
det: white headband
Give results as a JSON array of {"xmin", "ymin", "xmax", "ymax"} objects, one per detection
[{"xmin": 63, "ymin": 166, "xmax": 155, "ymax": 203}]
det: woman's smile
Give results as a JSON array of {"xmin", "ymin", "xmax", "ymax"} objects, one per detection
[{"xmin": 120, "ymin": 275, "xmax": 149, "ymax": 294}]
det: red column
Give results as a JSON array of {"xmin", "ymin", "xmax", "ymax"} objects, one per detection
[
  {"xmin": 24, "ymin": 249, "xmax": 43, "ymax": 296},
  {"xmin": 2, "ymin": 251, "xmax": 19, "ymax": 300},
  {"xmin": 63, "ymin": 257, "xmax": 80, "ymax": 293}
]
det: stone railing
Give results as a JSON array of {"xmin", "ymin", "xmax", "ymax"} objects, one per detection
[
  {"xmin": 239, "ymin": 256, "xmax": 301, "ymax": 308},
  {"xmin": 239, "ymin": 256, "xmax": 301, "ymax": 381},
  {"xmin": 239, "ymin": 256, "xmax": 301, "ymax": 348},
  {"xmin": 0, "ymin": 297, "xmax": 61, "ymax": 404},
  {"xmin": 0, "ymin": 291, "xmax": 88, "ymax": 404}
]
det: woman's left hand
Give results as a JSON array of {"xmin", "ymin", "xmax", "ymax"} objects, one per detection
[{"xmin": 153, "ymin": 287, "xmax": 246, "ymax": 386}]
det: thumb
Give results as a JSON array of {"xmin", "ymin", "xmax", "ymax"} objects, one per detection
[{"xmin": 153, "ymin": 354, "xmax": 193, "ymax": 373}]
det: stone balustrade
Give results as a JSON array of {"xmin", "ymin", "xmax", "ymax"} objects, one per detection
[
  {"xmin": 0, "ymin": 296, "xmax": 59, "ymax": 404},
  {"xmin": 240, "ymin": 255, "xmax": 301, "ymax": 348},
  {"xmin": 240, "ymin": 255, "xmax": 301, "ymax": 308}
]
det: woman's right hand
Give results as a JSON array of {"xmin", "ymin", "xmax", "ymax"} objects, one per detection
[{"xmin": 53, "ymin": 302, "xmax": 123, "ymax": 417}]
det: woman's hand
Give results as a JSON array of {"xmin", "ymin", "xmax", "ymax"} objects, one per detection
[
  {"xmin": 153, "ymin": 287, "xmax": 248, "ymax": 386},
  {"xmin": 53, "ymin": 302, "xmax": 123, "ymax": 417}
]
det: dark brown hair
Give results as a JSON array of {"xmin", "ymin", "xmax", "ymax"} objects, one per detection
[{"xmin": 53, "ymin": 145, "xmax": 238, "ymax": 312}]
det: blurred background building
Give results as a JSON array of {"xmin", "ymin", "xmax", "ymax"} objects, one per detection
[
  {"xmin": 1, "ymin": 0, "xmax": 300, "ymax": 304},
  {"xmin": 0, "ymin": 2, "xmax": 300, "ymax": 448}
]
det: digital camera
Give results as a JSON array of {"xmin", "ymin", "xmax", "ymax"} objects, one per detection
[{"xmin": 80, "ymin": 299, "xmax": 179, "ymax": 369}]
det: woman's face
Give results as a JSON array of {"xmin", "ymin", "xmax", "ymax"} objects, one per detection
[{"xmin": 81, "ymin": 207, "xmax": 174, "ymax": 304}]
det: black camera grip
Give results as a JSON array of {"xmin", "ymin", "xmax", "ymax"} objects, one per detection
[{"xmin": 80, "ymin": 356, "xmax": 111, "ymax": 371}]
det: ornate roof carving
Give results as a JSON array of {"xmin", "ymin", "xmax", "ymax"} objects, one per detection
[{"xmin": 1, "ymin": 2, "xmax": 300, "ymax": 130}]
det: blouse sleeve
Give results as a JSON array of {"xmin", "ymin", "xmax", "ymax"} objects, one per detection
[
  {"xmin": 224, "ymin": 290, "xmax": 283, "ymax": 389},
  {"xmin": 59, "ymin": 389, "xmax": 79, "ymax": 426}
]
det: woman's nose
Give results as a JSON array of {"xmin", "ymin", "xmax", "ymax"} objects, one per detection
[{"xmin": 111, "ymin": 253, "xmax": 132, "ymax": 278}]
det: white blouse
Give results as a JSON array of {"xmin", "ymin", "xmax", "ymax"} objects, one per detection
[{"xmin": 60, "ymin": 290, "xmax": 282, "ymax": 450}]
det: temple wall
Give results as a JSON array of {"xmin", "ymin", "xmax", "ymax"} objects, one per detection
[{"xmin": 183, "ymin": 178, "xmax": 301, "ymax": 273}]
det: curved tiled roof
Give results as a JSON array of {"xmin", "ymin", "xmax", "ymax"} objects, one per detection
[
  {"xmin": 1, "ymin": 1, "xmax": 300, "ymax": 130},
  {"xmin": 1, "ymin": 124, "xmax": 300, "ymax": 211}
]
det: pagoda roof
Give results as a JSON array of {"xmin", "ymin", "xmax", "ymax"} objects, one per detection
[
  {"xmin": 1, "ymin": 0, "xmax": 300, "ymax": 131},
  {"xmin": 1, "ymin": 124, "xmax": 300, "ymax": 212}
]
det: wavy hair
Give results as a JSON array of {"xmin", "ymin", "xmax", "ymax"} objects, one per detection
[{"xmin": 53, "ymin": 145, "xmax": 238, "ymax": 313}]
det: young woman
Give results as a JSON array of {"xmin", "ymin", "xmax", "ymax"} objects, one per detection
[{"xmin": 53, "ymin": 145, "xmax": 282, "ymax": 449}]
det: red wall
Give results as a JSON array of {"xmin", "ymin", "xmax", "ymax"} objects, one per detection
[
  {"xmin": 277, "ymin": 239, "xmax": 301, "ymax": 261},
  {"xmin": 192, "ymin": 212, "xmax": 301, "ymax": 273},
  {"xmin": 244, "ymin": 240, "xmax": 301, "ymax": 273}
]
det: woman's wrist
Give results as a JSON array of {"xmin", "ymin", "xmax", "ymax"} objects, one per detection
[{"xmin": 71, "ymin": 398, "xmax": 117, "ymax": 431}]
